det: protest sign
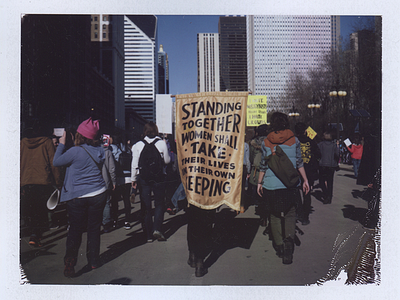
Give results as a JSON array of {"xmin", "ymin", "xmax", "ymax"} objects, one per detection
[
  {"xmin": 175, "ymin": 92, "xmax": 248, "ymax": 211},
  {"xmin": 246, "ymin": 95, "xmax": 267, "ymax": 126},
  {"xmin": 306, "ymin": 126, "xmax": 317, "ymax": 140}
]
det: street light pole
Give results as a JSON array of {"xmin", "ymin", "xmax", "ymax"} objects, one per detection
[
  {"xmin": 307, "ymin": 103, "xmax": 321, "ymax": 128},
  {"xmin": 329, "ymin": 90, "xmax": 347, "ymax": 141}
]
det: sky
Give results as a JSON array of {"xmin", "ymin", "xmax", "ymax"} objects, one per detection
[
  {"xmin": 157, "ymin": 15, "xmax": 222, "ymax": 95},
  {"xmin": 156, "ymin": 15, "xmax": 376, "ymax": 97}
]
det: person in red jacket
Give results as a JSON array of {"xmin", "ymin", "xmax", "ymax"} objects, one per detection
[{"xmin": 347, "ymin": 135, "xmax": 364, "ymax": 178}]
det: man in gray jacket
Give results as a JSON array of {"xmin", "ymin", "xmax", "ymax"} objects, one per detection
[{"xmin": 317, "ymin": 132, "xmax": 339, "ymax": 204}]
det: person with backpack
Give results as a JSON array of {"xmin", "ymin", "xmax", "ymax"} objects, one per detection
[
  {"xmin": 131, "ymin": 122, "xmax": 171, "ymax": 242},
  {"xmin": 249, "ymin": 124, "xmax": 269, "ymax": 229},
  {"xmin": 294, "ymin": 122, "xmax": 321, "ymax": 225},
  {"xmin": 110, "ymin": 135, "xmax": 133, "ymax": 230},
  {"xmin": 257, "ymin": 112, "xmax": 309, "ymax": 265}
]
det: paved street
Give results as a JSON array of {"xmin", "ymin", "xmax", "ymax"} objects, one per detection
[{"xmin": 20, "ymin": 164, "xmax": 378, "ymax": 288}]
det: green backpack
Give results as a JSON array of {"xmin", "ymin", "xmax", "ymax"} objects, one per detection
[{"xmin": 265, "ymin": 145, "xmax": 300, "ymax": 188}]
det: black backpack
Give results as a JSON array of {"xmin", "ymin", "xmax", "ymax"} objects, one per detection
[
  {"xmin": 118, "ymin": 147, "xmax": 132, "ymax": 172},
  {"xmin": 138, "ymin": 139, "xmax": 164, "ymax": 182}
]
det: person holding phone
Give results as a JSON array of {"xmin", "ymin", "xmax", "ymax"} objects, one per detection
[{"xmin": 53, "ymin": 117, "xmax": 106, "ymax": 277}]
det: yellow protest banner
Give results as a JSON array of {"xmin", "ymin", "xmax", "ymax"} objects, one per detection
[
  {"xmin": 246, "ymin": 95, "xmax": 267, "ymax": 126},
  {"xmin": 306, "ymin": 126, "xmax": 317, "ymax": 140},
  {"xmin": 175, "ymin": 92, "xmax": 248, "ymax": 211}
]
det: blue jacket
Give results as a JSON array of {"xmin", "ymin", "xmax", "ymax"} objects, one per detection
[
  {"xmin": 259, "ymin": 129, "xmax": 303, "ymax": 190},
  {"xmin": 53, "ymin": 143, "xmax": 106, "ymax": 202}
]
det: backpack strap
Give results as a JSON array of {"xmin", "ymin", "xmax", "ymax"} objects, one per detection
[
  {"xmin": 80, "ymin": 146, "xmax": 102, "ymax": 172},
  {"xmin": 150, "ymin": 138, "xmax": 160, "ymax": 146},
  {"xmin": 265, "ymin": 134, "xmax": 295, "ymax": 153},
  {"xmin": 142, "ymin": 138, "xmax": 160, "ymax": 147}
]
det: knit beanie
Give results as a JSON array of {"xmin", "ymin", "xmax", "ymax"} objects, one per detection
[{"xmin": 77, "ymin": 117, "xmax": 100, "ymax": 140}]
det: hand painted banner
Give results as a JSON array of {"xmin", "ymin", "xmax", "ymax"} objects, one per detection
[
  {"xmin": 246, "ymin": 95, "xmax": 267, "ymax": 126},
  {"xmin": 175, "ymin": 92, "xmax": 248, "ymax": 211}
]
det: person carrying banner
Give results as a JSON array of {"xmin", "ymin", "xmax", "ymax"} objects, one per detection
[
  {"xmin": 257, "ymin": 112, "xmax": 309, "ymax": 265},
  {"xmin": 131, "ymin": 122, "xmax": 170, "ymax": 242},
  {"xmin": 175, "ymin": 91, "xmax": 249, "ymax": 277}
]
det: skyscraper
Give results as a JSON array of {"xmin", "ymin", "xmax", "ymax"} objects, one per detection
[
  {"xmin": 21, "ymin": 15, "xmax": 115, "ymax": 131},
  {"xmin": 158, "ymin": 44, "xmax": 169, "ymax": 94},
  {"xmin": 218, "ymin": 16, "xmax": 248, "ymax": 92},
  {"xmin": 91, "ymin": 14, "xmax": 125, "ymax": 130},
  {"xmin": 197, "ymin": 33, "xmax": 220, "ymax": 92},
  {"xmin": 124, "ymin": 15, "xmax": 157, "ymax": 122},
  {"xmin": 247, "ymin": 15, "xmax": 340, "ymax": 112}
]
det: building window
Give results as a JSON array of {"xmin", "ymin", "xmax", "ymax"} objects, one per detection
[
  {"xmin": 103, "ymin": 33, "xmax": 106, "ymax": 38},
  {"xmin": 103, "ymin": 24, "xmax": 106, "ymax": 30}
]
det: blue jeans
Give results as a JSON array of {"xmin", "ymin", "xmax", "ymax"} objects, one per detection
[
  {"xmin": 65, "ymin": 192, "xmax": 106, "ymax": 267},
  {"xmin": 170, "ymin": 183, "xmax": 186, "ymax": 209},
  {"xmin": 138, "ymin": 178, "xmax": 166, "ymax": 239},
  {"xmin": 352, "ymin": 158, "xmax": 361, "ymax": 178}
]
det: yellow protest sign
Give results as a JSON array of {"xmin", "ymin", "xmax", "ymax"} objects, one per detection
[
  {"xmin": 246, "ymin": 95, "xmax": 267, "ymax": 127},
  {"xmin": 306, "ymin": 126, "xmax": 317, "ymax": 140},
  {"xmin": 175, "ymin": 92, "xmax": 248, "ymax": 211}
]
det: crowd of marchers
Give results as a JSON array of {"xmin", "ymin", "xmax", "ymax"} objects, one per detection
[{"xmin": 20, "ymin": 112, "xmax": 380, "ymax": 278}]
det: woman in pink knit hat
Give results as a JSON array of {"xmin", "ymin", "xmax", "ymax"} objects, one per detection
[{"xmin": 53, "ymin": 117, "xmax": 107, "ymax": 277}]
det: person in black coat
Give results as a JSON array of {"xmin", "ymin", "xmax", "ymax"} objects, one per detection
[{"xmin": 295, "ymin": 123, "xmax": 321, "ymax": 224}]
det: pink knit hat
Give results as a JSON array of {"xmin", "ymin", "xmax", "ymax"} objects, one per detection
[{"xmin": 77, "ymin": 117, "xmax": 100, "ymax": 140}]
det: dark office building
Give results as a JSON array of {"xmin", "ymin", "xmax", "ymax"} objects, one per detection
[
  {"xmin": 21, "ymin": 15, "xmax": 115, "ymax": 134},
  {"xmin": 90, "ymin": 14, "xmax": 125, "ymax": 131},
  {"xmin": 157, "ymin": 45, "xmax": 169, "ymax": 94},
  {"xmin": 218, "ymin": 16, "xmax": 248, "ymax": 92}
]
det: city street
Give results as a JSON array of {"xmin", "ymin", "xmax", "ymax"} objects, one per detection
[{"xmin": 20, "ymin": 164, "xmax": 378, "ymax": 287}]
